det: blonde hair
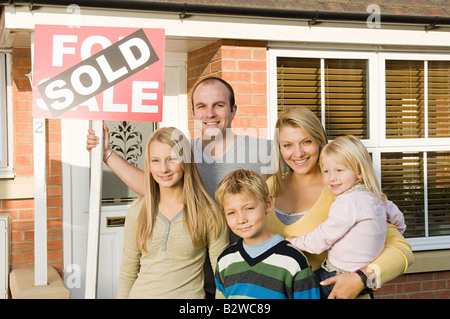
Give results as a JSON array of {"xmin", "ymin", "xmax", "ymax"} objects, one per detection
[
  {"xmin": 272, "ymin": 107, "xmax": 328, "ymax": 195},
  {"xmin": 136, "ymin": 127, "xmax": 227, "ymax": 251},
  {"xmin": 320, "ymin": 135, "xmax": 386, "ymax": 202},
  {"xmin": 215, "ymin": 169, "xmax": 270, "ymax": 212}
]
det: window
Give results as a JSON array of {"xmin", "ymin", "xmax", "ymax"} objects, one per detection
[
  {"xmin": 385, "ymin": 60, "xmax": 450, "ymax": 139},
  {"xmin": 277, "ymin": 56, "xmax": 368, "ymax": 139},
  {"xmin": 269, "ymin": 49, "xmax": 450, "ymax": 250},
  {"xmin": 0, "ymin": 53, "xmax": 13, "ymax": 179},
  {"xmin": 380, "ymin": 54, "xmax": 450, "ymax": 250}
]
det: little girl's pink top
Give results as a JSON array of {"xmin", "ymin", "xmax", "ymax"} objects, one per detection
[{"xmin": 292, "ymin": 188, "xmax": 406, "ymax": 272}]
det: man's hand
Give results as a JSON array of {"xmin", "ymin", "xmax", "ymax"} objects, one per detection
[{"xmin": 321, "ymin": 272, "xmax": 365, "ymax": 299}]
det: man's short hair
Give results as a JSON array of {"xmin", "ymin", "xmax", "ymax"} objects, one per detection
[{"xmin": 191, "ymin": 76, "xmax": 235, "ymax": 111}]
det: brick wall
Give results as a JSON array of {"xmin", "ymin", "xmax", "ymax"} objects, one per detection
[
  {"xmin": 374, "ymin": 270, "xmax": 450, "ymax": 299},
  {"xmin": 0, "ymin": 48, "xmax": 63, "ymax": 273},
  {"xmin": 186, "ymin": 39, "xmax": 268, "ymax": 139}
]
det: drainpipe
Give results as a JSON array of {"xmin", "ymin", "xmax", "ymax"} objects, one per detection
[{"xmin": 1, "ymin": 0, "xmax": 450, "ymax": 29}]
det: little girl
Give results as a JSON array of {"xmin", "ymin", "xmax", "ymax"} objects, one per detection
[
  {"xmin": 117, "ymin": 127, "xmax": 229, "ymax": 299},
  {"xmin": 287, "ymin": 135, "xmax": 406, "ymax": 299}
]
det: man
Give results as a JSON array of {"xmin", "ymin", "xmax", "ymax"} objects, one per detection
[{"xmin": 86, "ymin": 76, "xmax": 273, "ymax": 298}]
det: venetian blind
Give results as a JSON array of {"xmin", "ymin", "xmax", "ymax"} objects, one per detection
[
  {"xmin": 428, "ymin": 61, "xmax": 450, "ymax": 138},
  {"xmin": 381, "ymin": 151, "xmax": 450, "ymax": 238},
  {"xmin": 277, "ymin": 57, "xmax": 368, "ymax": 139},
  {"xmin": 427, "ymin": 151, "xmax": 450, "ymax": 236},
  {"xmin": 385, "ymin": 60, "xmax": 425, "ymax": 139},
  {"xmin": 381, "ymin": 152, "xmax": 425, "ymax": 238}
]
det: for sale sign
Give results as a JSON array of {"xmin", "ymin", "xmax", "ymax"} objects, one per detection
[{"xmin": 32, "ymin": 25, "xmax": 165, "ymax": 121}]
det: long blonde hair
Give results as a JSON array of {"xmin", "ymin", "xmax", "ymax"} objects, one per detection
[
  {"xmin": 135, "ymin": 127, "xmax": 227, "ymax": 251},
  {"xmin": 272, "ymin": 107, "xmax": 328, "ymax": 195},
  {"xmin": 320, "ymin": 135, "xmax": 386, "ymax": 202}
]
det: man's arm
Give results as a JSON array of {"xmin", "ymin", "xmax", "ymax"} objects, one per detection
[{"xmin": 86, "ymin": 124, "xmax": 145, "ymax": 196}]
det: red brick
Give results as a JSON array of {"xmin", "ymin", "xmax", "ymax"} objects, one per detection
[
  {"xmin": 238, "ymin": 105, "xmax": 267, "ymax": 116},
  {"xmin": 253, "ymin": 94, "xmax": 267, "ymax": 105},
  {"xmin": 12, "ymin": 242, "xmax": 34, "ymax": 253},
  {"xmin": 15, "ymin": 144, "xmax": 33, "ymax": 155},
  {"xmin": 435, "ymin": 290, "xmax": 450, "ymax": 299},
  {"xmin": 232, "ymin": 117, "xmax": 253, "ymax": 128},
  {"xmin": 222, "ymin": 48, "xmax": 252, "ymax": 60},
  {"xmin": 238, "ymin": 83, "xmax": 266, "ymax": 94},
  {"xmin": 253, "ymin": 71, "xmax": 267, "ymax": 83},
  {"xmin": 14, "ymin": 122, "xmax": 33, "ymax": 134},
  {"xmin": 423, "ymin": 280, "xmax": 447, "ymax": 291},
  {"xmin": 14, "ymin": 133, "xmax": 32, "ymax": 144},
  {"xmin": 222, "ymin": 71, "xmax": 252, "ymax": 82},
  {"xmin": 3, "ymin": 199, "xmax": 34, "ymax": 210},
  {"xmin": 237, "ymin": 60, "xmax": 267, "ymax": 71},
  {"xmin": 15, "ymin": 155, "xmax": 32, "ymax": 166},
  {"xmin": 409, "ymin": 291, "xmax": 434, "ymax": 299},
  {"xmin": 14, "ymin": 166, "xmax": 34, "ymax": 176},
  {"xmin": 24, "ymin": 231, "xmax": 34, "ymax": 241},
  {"xmin": 254, "ymin": 117, "xmax": 268, "ymax": 129},
  {"xmin": 18, "ymin": 209, "xmax": 34, "ymax": 220},
  {"xmin": 11, "ymin": 220, "xmax": 34, "ymax": 231},
  {"xmin": 396, "ymin": 282, "xmax": 422, "ymax": 294},
  {"xmin": 13, "ymin": 57, "xmax": 31, "ymax": 68},
  {"xmin": 252, "ymin": 48, "xmax": 267, "ymax": 60},
  {"xmin": 221, "ymin": 59, "xmax": 237, "ymax": 70}
]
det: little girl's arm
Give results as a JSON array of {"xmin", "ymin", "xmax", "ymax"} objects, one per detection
[
  {"xmin": 290, "ymin": 198, "xmax": 358, "ymax": 254},
  {"xmin": 385, "ymin": 200, "xmax": 406, "ymax": 234}
]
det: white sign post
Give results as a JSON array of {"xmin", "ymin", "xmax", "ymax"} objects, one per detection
[
  {"xmin": 33, "ymin": 118, "xmax": 47, "ymax": 286},
  {"xmin": 84, "ymin": 120, "xmax": 104, "ymax": 299}
]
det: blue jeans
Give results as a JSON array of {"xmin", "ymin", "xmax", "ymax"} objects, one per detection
[
  {"xmin": 315, "ymin": 267, "xmax": 374, "ymax": 299},
  {"xmin": 314, "ymin": 267, "xmax": 336, "ymax": 299}
]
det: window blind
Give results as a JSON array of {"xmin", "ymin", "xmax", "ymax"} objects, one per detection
[
  {"xmin": 381, "ymin": 152, "xmax": 425, "ymax": 238},
  {"xmin": 428, "ymin": 61, "xmax": 450, "ymax": 138},
  {"xmin": 277, "ymin": 57, "xmax": 368, "ymax": 139},
  {"xmin": 427, "ymin": 151, "xmax": 450, "ymax": 236},
  {"xmin": 324, "ymin": 59, "xmax": 368, "ymax": 139},
  {"xmin": 381, "ymin": 151, "xmax": 450, "ymax": 238},
  {"xmin": 385, "ymin": 60, "xmax": 425, "ymax": 139}
]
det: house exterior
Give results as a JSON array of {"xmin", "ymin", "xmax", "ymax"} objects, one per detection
[{"xmin": 0, "ymin": 0, "xmax": 449, "ymax": 299}]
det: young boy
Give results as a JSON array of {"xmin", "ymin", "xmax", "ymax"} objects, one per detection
[{"xmin": 214, "ymin": 169, "xmax": 320, "ymax": 299}]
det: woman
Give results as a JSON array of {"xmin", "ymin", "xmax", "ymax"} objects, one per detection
[
  {"xmin": 266, "ymin": 107, "xmax": 413, "ymax": 299},
  {"xmin": 117, "ymin": 127, "xmax": 229, "ymax": 298}
]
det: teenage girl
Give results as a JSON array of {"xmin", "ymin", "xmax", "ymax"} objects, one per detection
[{"xmin": 117, "ymin": 127, "xmax": 229, "ymax": 298}]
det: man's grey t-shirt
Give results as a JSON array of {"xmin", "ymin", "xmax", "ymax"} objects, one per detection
[{"xmin": 191, "ymin": 135, "xmax": 274, "ymax": 199}]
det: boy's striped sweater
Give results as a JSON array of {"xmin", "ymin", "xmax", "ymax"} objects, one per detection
[{"xmin": 215, "ymin": 239, "xmax": 320, "ymax": 299}]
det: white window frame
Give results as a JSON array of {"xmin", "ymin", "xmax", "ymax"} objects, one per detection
[
  {"xmin": 0, "ymin": 52, "xmax": 13, "ymax": 179},
  {"xmin": 379, "ymin": 52, "xmax": 450, "ymax": 148},
  {"xmin": 268, "ymin": 48, "xmax": 379, "ymax": 148},
  {"xmin": 378, "ymin": 52, "xmax": 450, "ymax": 251},
  {"xmin": 268, "ymin": 48, "xmax": 450, "ymax": 251}
]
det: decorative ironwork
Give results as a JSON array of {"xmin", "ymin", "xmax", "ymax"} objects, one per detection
[{"xmin": 109, "ymin": 121, "xmax": 143, "ymax": 167}]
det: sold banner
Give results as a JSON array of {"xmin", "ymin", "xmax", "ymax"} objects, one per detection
[{"xmin": 32, "ymin": 25, "xmax": 165, "ymax": 121}]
